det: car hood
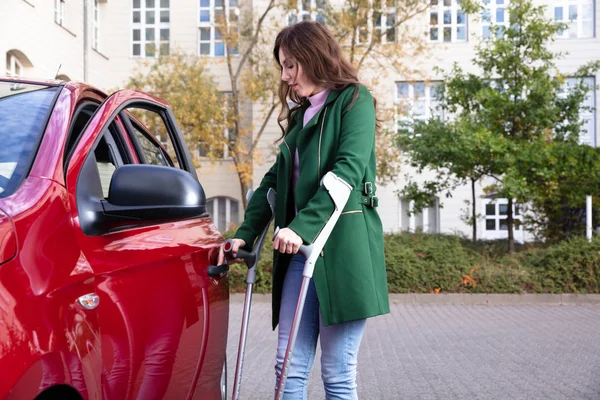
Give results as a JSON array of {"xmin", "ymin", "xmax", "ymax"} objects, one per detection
[{"xmin": 0, "ymin": 207, "xmax": 16, "ymax": 266}]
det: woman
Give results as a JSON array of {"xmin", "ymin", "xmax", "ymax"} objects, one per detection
[{"xmin": 220, "ymin": 21, "xmax": 390, "ymax": 399}]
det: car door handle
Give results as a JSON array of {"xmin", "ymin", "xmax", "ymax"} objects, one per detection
[
  {"xmin": 207, "ymin": 263, "xmax": 229, "ymax": 278},
  {"xmin": 77, "ymin": 293, "xmax": 100, "ymax": 310}
]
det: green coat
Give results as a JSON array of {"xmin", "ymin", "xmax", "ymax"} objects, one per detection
[{"xmin": 234, "ymin": 84, "xmax": 390, "ymax": 329}]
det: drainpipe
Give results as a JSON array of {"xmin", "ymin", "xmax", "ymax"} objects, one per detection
[{"xmin": 83, "ymin": 0, "xmax": 89, "ymax": 81}]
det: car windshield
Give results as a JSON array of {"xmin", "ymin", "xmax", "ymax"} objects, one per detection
[{"xmin": 0, "ymin": 81, "xmax": 60, "ymax": 198}]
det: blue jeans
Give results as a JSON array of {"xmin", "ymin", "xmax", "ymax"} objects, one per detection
[{"xmin": 274, "ymin": 254, "xmax": 367, "ymax": 400}]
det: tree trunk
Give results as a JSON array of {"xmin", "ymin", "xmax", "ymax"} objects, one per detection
[
  {"xmin": 507, "ymin": 198, "xmax": 515, "ymax": 253},
  {"xmin": 232, "ymin": 153, "xmax": 252, "ymax": 210},
  {"xmin": 240, "ymin": 178, "xmax": 250, "ymax": 210},
  {"xmin": 471, "ymin": 178, "xmax": 477, "ymax": 243}
]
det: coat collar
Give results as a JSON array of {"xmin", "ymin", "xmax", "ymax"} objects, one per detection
[
  {"xmin": 277, "ymin": 87, "xmax": 345, "ymax": 173},
  {"xmin": 299, "ymin": 88, "xmax": 342, "ymax": 133}
]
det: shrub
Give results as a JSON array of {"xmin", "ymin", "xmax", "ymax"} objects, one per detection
[
  {"xmin": 222, "ymin": 230, "xmax": 600, "ymax": 294},
  {"xmin": 223, "ymin": 226, "xmax": 274, "ymax": 294},
  {"xmin": 523, "ymin": 237, "xmax": 600, "ymax": 293},
  {"xmin": 384, "ymin": 232, "xmax": 481, "ymax": 293}
]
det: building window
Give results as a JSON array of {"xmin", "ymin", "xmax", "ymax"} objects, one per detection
[
  {"xmin": 198, "ymin": 0, "xmax": 239, "ymax": 57},
  {"xmin": 482, "ymin": 0, "xmax": 508, "ymax": 39},
  {"xmin": 429, "ymin": 0, "xmax": 467, "ymax": 42},
  {"xmin": 553, "ymin": 0, "xmax": 594, "ymax": 39},
  {"xmin": 353, "ymin": 0, "xmax": 397, "ymax": 45},
  {"xmin": 132, "ymin": 0, "xmax": 170, "ymax": 57},
  {"xmin": 483, "ymin": 199, "xmax": 522, "ymax": 231},
  {"xmin": 562, "ymin": 77, "xmax": 596, "ymax": 146},
  {"xmin": 287, "ymin": 0, "xmax": 326, "ymax": 25},
  {"xmin": 54, "ymin": 0, "xmax": 65, "ymax": 26},
  {"xmin": 396, "ymin": 81, "xmax": 444, "ymax": 128},
  {"xmin": 92, "ymin": 0, "xmax": 100, "ymax": 50},
  {"xmin": 400, "ymin": 197, "xmax": 440, "ymax": 233},
  {"xmin": 5, "ymin": 53, "xmax": 23, "ymax": 77},
  {"xmin": 207, "ymin": 197, "xmax": 239, "ymax": 232},
  {"xmin": 197, "ymin": 127, "xmax": 235, "ymax": 159}
]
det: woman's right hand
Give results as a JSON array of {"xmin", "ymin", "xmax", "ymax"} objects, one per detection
[{"xmin": 217, "ymin": 238, "xmax": 247, "ymax": 265}]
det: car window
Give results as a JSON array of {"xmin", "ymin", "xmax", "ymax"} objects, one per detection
[
  {"xmin": 130, "ymin": 121, "xmax": 173, "ymax": 167},
  {"xmin": 94, "ymin": 132, "xmax": 119, "ymax": 198},
  {"xmin": 65, "ymin": 102, "xmax": 100, "ymax": 164},
  {"xmin": 126, "ymin": 108, "xmax": 182, "ymax": 169},
  {"xmin": 0, "ymin": 82, "xmax": 60, "ymax": 197}
]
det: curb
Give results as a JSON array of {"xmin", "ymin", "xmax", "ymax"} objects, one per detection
[{"xmin": 229, "ymin": 293, "xmax": 600, "ymax": 306}]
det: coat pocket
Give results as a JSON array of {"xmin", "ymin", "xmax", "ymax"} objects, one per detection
[{"xmin": 341, "ymin": 210, "xmax": 363, "ymax": 215}]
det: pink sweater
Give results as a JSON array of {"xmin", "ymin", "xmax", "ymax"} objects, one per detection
[{"xmin": 293, "ymin": 89, "xmax": 331, "ymax": 194}]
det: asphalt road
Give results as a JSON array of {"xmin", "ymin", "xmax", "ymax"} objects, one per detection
[{"xmin": 226, "ymin": 295, "xmax": 600, "ymax": 400}]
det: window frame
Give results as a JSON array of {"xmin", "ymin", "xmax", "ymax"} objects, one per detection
[
  {"xmin": 399, "ymin": 197, "xmax": 440, "ymax": 233},
  {"xmin": 428, "ymin": 0, "xmax": 468, "ymax": 43},
  {"xmin": 553, "ymin": 0, "xmax": 595, "ymax": 39},
  {"xmin": 353, "ymin": 0, "xmax": 397, "ymax": 45},
  {"xmin": 198, "ymin": 0, "xmax": 240, "ymax": 57},
  {"xmin": 121, "ymin": 112, "xmax": 179, "ymax": 168},
  {"xmin": 132, "ymin": 0, "xmax": 171, "ymax": 58},
  {"xmin": 65, "ymin": 101, "xmax": 101, "ymax": 169},
  {"xmin": 94, "ymin": 127, "xmax": 129, "ymax": 199},
  {"xmin": 482, "ymin": 198, "xmax": 522, "ymax": 233},
  {"xmin": 206, "ymin": 196, "xmax": 240, "ymax": 231},
  {"xmin": 5, "ymin": 53, "xmax": 23, "ymax": 77},
  {"xmin": 559, "ymin": 76, "xmax": 596, "ymax": 146},
  {"xmin": 92, "ymin": 0, "xmax": 100, "ymax": 51},
  {"xmin": 482, "ymin": 0, "xmax": 508, "ymax": 39},
  {"xmin": 54, "ymin": 0, "xmax": 65, "ymax": 26},
  {"xmin": 286, "ymin": 0, "xmax": 326, "ymax": 25},
  {"xmin": 395, "ymin": 80, "xmax": 444, "ymax": 130}
]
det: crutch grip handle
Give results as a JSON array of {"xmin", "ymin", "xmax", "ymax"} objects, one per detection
[
  {"xmin": 224, "ymin": 238, "xmax": 256, "ymax": 268},
  {"xmin": 273, "ymin": 227, "xmax": 313, "ymax": 259}
]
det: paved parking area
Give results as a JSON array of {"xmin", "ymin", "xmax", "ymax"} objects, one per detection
[{"xmin": 226, "ymin": 295, "xmax": 600, "ymax": 399}]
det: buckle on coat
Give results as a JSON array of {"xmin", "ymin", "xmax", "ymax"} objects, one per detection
[
  {"xmin": 370, "ymin": 196, "xmax": 378, "ymax": 208},
  {"xmin": 364, "ymin": 182, "xmax": 373, "ymax": 195}
]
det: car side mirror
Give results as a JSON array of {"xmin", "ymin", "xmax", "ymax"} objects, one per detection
[{"xmin": 101, "ymin": 164, "xmax": 206, "ymax": 222}]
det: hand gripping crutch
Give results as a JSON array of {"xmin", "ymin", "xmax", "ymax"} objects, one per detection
[
  {"xmin": 274, "ymin": 171, "xmax": 353, "ymax": 400},
  {"xmin": 223, "ymin": 188, "xmax": 277, "ymax": 400}
]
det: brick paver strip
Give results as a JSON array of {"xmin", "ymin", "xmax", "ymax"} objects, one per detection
[{"xmin": 227, "ymin": 294, "xmax": 600, "ymax": 399}]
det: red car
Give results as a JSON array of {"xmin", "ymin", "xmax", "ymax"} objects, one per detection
[{"xmin": 0, "ymin": 78, "xmax": 229, "ymax": 399}]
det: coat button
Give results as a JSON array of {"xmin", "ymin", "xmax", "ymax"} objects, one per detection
[{"xmin": 320, "ymin": 250, "xmax": 324, "ymax": 257}]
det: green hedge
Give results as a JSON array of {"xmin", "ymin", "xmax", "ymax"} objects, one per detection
[{"xmin": 224, "ymin": 230, "xmax": 600, "ymax": 294}]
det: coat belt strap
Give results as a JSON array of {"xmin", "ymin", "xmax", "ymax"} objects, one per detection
[{"xmin": 354, "ymin": 189, "xmax": 378, "ymax": 208}]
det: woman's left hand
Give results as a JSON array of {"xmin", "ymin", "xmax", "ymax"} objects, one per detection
[{"xmin": 273, "ymin": 228, "xmax": 303, "ymax": 254}]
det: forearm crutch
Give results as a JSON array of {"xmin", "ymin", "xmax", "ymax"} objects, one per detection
[
  {"xmin": 223, "ymin": 188, "xmax": 277, "ymax": 400},
  {"xmin": 274, "ymin": 172, "xmax": 352, "ymax": 400}
]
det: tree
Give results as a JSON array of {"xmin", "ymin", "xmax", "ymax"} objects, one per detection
[
  {"xmin": 325, "ymin": 0, "xmax": 431, "ymax": 184},
  {"xmin": 398, "ymin": 118, "xmax": 508, "ymax": 242},
  {"xmin": 398, "ymin": 0, "xmax": 599, "ymax": 252},
  {"xmin": 125, "ymin": 51, "xmax": 228, "ymax": 164},
  {"xmin": 217, "ymin": 0, "xmax": 434, "ymax": 205},
  {"xmin": 513, "ymin": 135, "xmax": 600, "ymax": 243},
  {"xmin": 129, "ymin": 0, "xmax": 431, "ymax": 209}
]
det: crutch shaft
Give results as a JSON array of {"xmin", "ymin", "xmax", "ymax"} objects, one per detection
[
  {"xmin": 232, "ymin": 282, "xmax": 254, "ymax": 400},
  {"xmin": 274, "ymin": 276, "xmax": 311, "ymax": 400}
]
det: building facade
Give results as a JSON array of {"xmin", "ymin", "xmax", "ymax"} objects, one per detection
[{"xmin": 1, "ymin": 0, "xmax": 598, "ymax": 239}]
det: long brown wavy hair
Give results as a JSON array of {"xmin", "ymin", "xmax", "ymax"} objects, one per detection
[{"xmin": 273, "ymin": 21, "xmax": 376, "ymax": 137}]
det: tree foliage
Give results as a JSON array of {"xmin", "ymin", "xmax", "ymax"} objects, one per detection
[
  {"xmin": 125, "ymin": 51, "xmax": 228, "ymax": 165},
  {"xmin": 398, "ymin": 0, "xmax": 599, "ymax": 251},
  {"xmin": 325, "ymin": 0, "xmax": 431, "ymax": 184},
  {"xmin": 128, "ymin": 0, "xmax": 431, "ymax": 208}
]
